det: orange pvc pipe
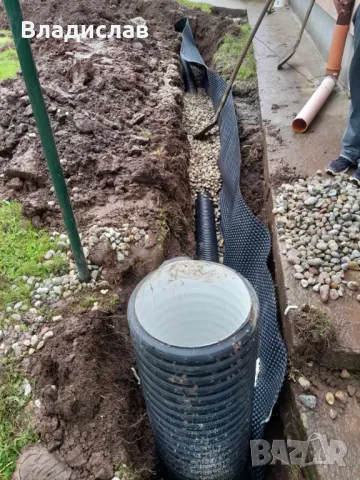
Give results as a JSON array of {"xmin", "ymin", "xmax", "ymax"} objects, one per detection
[
  {"xmin": 292, "ymin": 76, "xmax": 337, "ymax": 133},
  {"xmin": 326, "ymin": 24, "xmax": 350, "ymax": 79},
  {"xmin": 326, "ymin": 0, "xmax": 355, "ymax": 79},
  {"xmin": 292, "ymin": 1, "xmax": 355, "ymax": 133}
]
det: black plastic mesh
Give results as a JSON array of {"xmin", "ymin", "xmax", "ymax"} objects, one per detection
[{"xmin": 176, "ymin": 19, "xmax": 288, "ymax": 479}]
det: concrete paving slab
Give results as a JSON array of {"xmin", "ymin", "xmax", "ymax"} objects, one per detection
[
  {"xmin": 189, "ymin": 2, "xmax": 360, "ymax": 477},
  {"xmin": 245, "ymin": 1, "xmax": 360, "ymax": 370},
  {"xmin": 196, "ymin": 0, "xmax": 360, "ymax": 368},
  {"xmin": 282, "ymin": 381, "xmax": 360, "ymax": 479},
  {"xmin": 241, "ymin": 5, "xmax": 360, "ymax": 479}
]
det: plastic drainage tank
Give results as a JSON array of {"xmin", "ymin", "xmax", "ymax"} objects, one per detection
[{"xmin": 127, "ymin": 258, "xmax": 259, "ymax": 480}]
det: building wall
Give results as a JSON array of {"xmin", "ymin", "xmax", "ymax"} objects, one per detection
[
  {"xmin": 289, "ymin": 0, "xmax": 359, "ymax": 89},
  {"xmin": 315, "ymin": 0, "xmax": 359, "ymax": 33}
]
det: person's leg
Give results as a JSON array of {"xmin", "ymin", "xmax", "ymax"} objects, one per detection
[
  {"xmin": 328, "ymin": 6, "xmax": 360, "ymax": 176},
  {"xmin": 341, "ymin": 6, "xmax": 360, "ymax": 164}
]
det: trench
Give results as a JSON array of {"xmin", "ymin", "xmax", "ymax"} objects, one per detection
[
  {"xmin": 0, "ymin": 1, "xmax": 288, "ymax": 478},
  {"xmin": 144, "ymin": 12, "xmax": 287, "ymax": 480},
  {"xmin": 169, "ymin": 15, "xmax": 288, "ymax": 480},
  {"xmin": 183, "ymin": 88, "xmax": 286, "ymax": 480},
  {"xmin": 184, "ymin": 91, "xmax": 223, "ymax": 261},
  {"xmin": 233, "ymin": 69, "xmax": 288, "ymax": 480}
]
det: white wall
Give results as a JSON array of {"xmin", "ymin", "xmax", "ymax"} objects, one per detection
[
  {"xmin": 316, "ymin": 0, "xmax": 359, "ymax": 33},
  {"xmin": 289, "ymin": 0, "xmax": 358, "ymax": 89}
]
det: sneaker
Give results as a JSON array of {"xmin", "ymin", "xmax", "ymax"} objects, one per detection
[
  {"xmin": 351, "ymin": 167, "xmax": 360, "ymax": 186},
  {"xmin": 326, "ymin": 156, "xmax": 354, "ymax": 175}
]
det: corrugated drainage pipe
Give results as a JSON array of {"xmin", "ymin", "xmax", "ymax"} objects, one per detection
[
  {"xmin": 128, "ymin": 258, "xmax": 259, "ymax": 480},
  {"xmin": 195, "ymin": 192, "xmax": 219, "ymax": 262}
]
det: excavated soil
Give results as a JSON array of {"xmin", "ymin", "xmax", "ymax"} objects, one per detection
[
  {"xmin": 291, "ymin": 309, "xmax": 339, "ymax": 364},
  {"xmin": 29, "ymin": 310, "xmax": 155, "ymax": 480},
  {"xmin": 0, "ymin": 1, "xmax": 254, "ymax": 479},
  {"xmin": 0, "ymin": 8, "xmax": 192, "ymax": 248},
  {"xmin": 233, "ymin": 81, "xmax": 267, "ymax": 224},
  {"xmin": 0, "ymin": 0, "xmax": 236, "ymax": 238}
]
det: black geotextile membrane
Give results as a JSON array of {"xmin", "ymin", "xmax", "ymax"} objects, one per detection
[{"xmin": 176, "ymin": 19, "xmax": 288, "ymax": 479}]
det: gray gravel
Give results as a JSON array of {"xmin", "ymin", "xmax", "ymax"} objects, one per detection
[
  {"xmin": 298, "ymin": 394, "xmax": 317, "ymax": 409},
  {"xmin": 183, "ymin": 91, "xmax": 223, "ymax": 261},
  {"xmin": 275, "ymin": 174, "xmax": 360, "ymax": 302},
  {"xmin": 2, "ymin": 223, "xmax": 149, "ymax": 359}
]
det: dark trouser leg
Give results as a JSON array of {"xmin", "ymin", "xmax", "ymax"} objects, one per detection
[{"xmin": 340, "ymin": 6, "xmax": 360, "ymax": 163}]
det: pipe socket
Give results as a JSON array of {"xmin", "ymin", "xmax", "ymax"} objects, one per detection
[{"xmin": 326, "ymin": 24, "xmax": 350, "ymax": 79}]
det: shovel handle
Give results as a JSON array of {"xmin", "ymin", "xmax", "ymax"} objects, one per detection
[
  {"xmin": 298, "ymin": 0, "xmax": 316, "ymax": 41},
  {"xmin": 213, "ymin": 0, "xmax": 274, "ymax": 124},
  {"xmin": 195, "ymin": 0, "xmax": 274, "ymax": 140}
]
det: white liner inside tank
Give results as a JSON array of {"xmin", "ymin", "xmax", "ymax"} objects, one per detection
[{"xmin": 135, "ymin": 260, "xmax": 252, "ymax": 348}]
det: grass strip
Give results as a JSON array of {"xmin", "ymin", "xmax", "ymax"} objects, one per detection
[
  {"xmin": 214, "ymin": 24, "xmax": 257, "ymax": 81},
  {"xmin": 0, "ymin": 363, "xmax": 37, "ymax": 480},
  {"xmin": 177, "ymin": 0, "xmax": 212, "ymax": 13}
]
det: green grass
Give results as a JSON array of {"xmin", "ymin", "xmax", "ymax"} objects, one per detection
[
  {"xmin": 79, "ymin": 296, "xmax": 98, "ymax": 308},
  {"xmin": 0, "ymin": 30, "xmax": 19, "ymax": 80},
  {"xmin": 177, "ymin": 0, "xmax": 212, "ymax": 13},
  {"xmin": 115, "ymin": 464, "xmax": 153, "ymax": 480},
  {"xmin": 308, "ymin": 307, "xmax": 332, "ymax": 339},
  {"xmin": 0, "ymin": 364, "xmax": 38, "ymax": 480},
  {"xmin": 0, "ymin": 49, "xmax": 19, "ymax": 81},
  {"xmin": 140, "ymin": 130, "xmax": 152, "ymax": 139},
  {"xmin": 0, "ymin": 201, "xmax": 67, "ymax": 320},
  {"xmin": 0, "ymin": 30, "xmax": 12, "ymax": 48},
  {"xmin": 214, "ymin": 24, "xmax": 257, "ymax": 81}
]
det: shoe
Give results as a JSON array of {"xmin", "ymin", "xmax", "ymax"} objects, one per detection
[
  {"xmin": 350, "ymin": 167, "xmax": 360, "ymax": 186},
  {"xmin": 326, "ymin": 156, "xmax": 354, "ymax": 175}
]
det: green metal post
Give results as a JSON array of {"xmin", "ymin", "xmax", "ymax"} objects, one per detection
[{"xmin": 3, "ymin": 0, "xmax": 90, "ymax": 282}]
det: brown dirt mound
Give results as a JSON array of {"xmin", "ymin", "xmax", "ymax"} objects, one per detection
[
  {"xmin": 0, "ymin": 0, "xmax": 236, "ymax": 66},
  {"xmin": 291, "ymin": 308, "xmax": 338, "ymax": 363},
  {"xmin": 29, "ymin": 310, "xmax": 154, "ymax": 480},
  {"xmin": 0, "ymin": 0, "xmax": 236, "ymax": 244},
  {"xmin": 0, "ymin": 31, "xmax": 192, "ymax": 245},
  {"xmin": 0, "ymin": 1, "xmax": 243, "ymax": 478},
  {"xmin": 233, "ymin": 80, "xmax": 267, "ymax": 223},
  {"xmin": 0, "ymin": 2, "xmax": 262, "ymax": 478}
]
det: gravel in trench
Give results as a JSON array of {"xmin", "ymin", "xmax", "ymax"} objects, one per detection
[{"xmin": 183, "ymin": 90, "xmax": 224, "ymax": 261}]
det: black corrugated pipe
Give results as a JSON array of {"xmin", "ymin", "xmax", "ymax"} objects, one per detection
[
  {"xmin": 127, "ymin": 258, "xmax": 259, "ymax": 480},
  {"xmin": 181, "ymin": 58, "xmax": 197, "ymax": 94},
  {"xmin": 195, "ymin": 192, "xmax": 219, "ymax": 263}
]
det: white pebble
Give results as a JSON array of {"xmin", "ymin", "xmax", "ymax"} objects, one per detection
[{"xmin": 43, "ymin": 331, "xmax": 54, "ymax": 340}]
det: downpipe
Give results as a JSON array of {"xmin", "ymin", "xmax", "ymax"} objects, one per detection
[
  {"xmin": 326, "ymin": 0, "xmax": 356, "ymax": 80},
  {"xmin": 292, "ymin": 0, "xmax": 355, "ymax": 133}
]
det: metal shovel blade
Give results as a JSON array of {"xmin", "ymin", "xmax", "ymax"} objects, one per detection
[
  {"xmin": 277, "ymin": 40, "xmax": 301, "ymax": 69},
  {"xmin": 277, "ymin": 0, "xmax": 315, "ymax": 70}
]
